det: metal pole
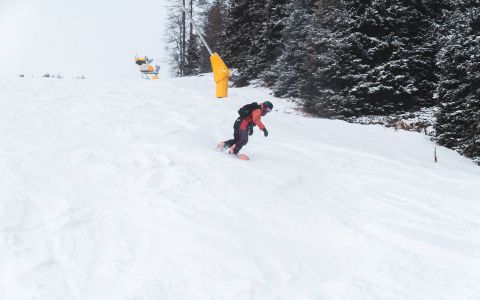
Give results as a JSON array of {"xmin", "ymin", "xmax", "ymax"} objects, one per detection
[{"xmin": 176, "ymin": 0, "xmax": 213, "ymax": 56}]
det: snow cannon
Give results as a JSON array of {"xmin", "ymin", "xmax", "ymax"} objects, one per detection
[
  {"xmin": 140, "ymin": 65, "xmax": 155, "ymax": 73},
  {"xmin": 135, "ymin": 56, "xmax": 146, "ymax": 66},
  {"xmin": 210, "ymin": 53, "xmax": 230, "ymax": 98},
  {"xmin": 135, "ymin": 55, "xmax": 160, "ymax": 80},
  {"xmin": 139, "ymin": 64, "xmax": 160, "ymax": 80}
]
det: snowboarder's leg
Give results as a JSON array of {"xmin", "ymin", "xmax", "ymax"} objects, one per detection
[
  {"xmin": 224, "ymin": 138, "xmax": 235, "ymax": 148},
  {"xmin": 224, "ymin": 118, "xmax": 241, "ymax": 148},
  {"xmin": 232, "ymin": 129, "xmax": 249, "ymax": 154}
]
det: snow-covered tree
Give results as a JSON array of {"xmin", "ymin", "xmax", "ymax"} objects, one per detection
[
  {"xmin": 268, "ymin": 0, "xmax": 314, "ymax": 94},
  {"xmin": 222, "ymin": 0, "xmax": 254, "ymax": 85},
  {"xmin": 305, "ymin": 0, "xmax": 438, "ymax": 118},
  {"xmin": 248, "ymin": 0, "xmax": 287, "ymax": 84},
  {"xmin": 300, "ymin": 0, "xmax": 362, "ymax": 118},
  {"xmin": 223, "ymin": 0, "xmax": 286, "ymax": 86},
  {"xmin": 435, "ymin": 1, "xmax": 480, "ymax": 164}
]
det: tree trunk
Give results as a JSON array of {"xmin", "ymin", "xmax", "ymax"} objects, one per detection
[{"xmin": 181, "ymin": 0, "xmax": 186, "ymax": 76}]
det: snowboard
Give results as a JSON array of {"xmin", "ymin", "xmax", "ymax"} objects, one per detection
[
  {"xmin": 216, "ymin": 142, "xmax": 250, "ymax": 161},
  {"xmin": 236, "ymin": 154, "xmax": 250, "ymax": 161}
]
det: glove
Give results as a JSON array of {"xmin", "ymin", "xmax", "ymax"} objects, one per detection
[
  {"xmin": 263, "ymin": 128, "xmax": 268, "ymax": 137},
  {"xmin": 248, "ymin": 125, "xmax": 253, "ymax": 136}
]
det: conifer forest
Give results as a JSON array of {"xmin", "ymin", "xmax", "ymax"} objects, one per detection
[{"xmin": 166, "ymin": 0, "xmax": 480, "ymax": 164}]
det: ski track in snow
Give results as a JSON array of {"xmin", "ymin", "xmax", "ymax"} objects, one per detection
[{"xmin": 1, "ymin": 76, "xmax": 480, "ymax": 299}]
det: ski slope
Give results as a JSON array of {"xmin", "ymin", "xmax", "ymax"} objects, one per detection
[{"xmin": 1, "ymin": 75, "xmax": 480, "ymax": 300}]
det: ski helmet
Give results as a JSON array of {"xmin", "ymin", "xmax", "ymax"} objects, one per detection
[{"xmin": 263, "ymin": 101, "xmax": 273, "ymax": 112}]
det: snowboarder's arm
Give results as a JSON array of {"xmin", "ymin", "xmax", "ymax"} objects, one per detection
[{"xmin": 252, "ymin": 109, "xmax": 265, "ymax": 130}]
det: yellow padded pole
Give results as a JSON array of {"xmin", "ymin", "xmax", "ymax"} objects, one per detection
[{"xmin": 210, "ymin": 52, "xmax": 230, "ymax": 98}]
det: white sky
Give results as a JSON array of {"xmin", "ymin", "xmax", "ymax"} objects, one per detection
[{"xmin": 0, "ymin": 0, "xmax": 171, "ymax": 79}]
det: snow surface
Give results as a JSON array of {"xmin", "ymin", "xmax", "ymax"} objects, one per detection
[{"xmin": 1, "ymin": 75, "xmax": 480, "ymax": 300}]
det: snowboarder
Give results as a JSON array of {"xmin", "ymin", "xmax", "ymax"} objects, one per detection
[{"xmin": 218, "ymin": 101, "xmax": 273, "ymax": 157}]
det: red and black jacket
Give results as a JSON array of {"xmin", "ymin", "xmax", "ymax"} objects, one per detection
[{"xmin": 239, "ymin": 103, "xmax": 267, "ymax": 130}]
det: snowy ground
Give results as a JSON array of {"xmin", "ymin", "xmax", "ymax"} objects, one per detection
[{"xmin": 1, "ymin": 75, "xmax": 480, "ymax": 300}]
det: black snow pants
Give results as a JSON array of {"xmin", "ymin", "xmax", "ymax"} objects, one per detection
[{"xmin": 224, "ymin": 118, "xmax": 249, "ymax": 154}]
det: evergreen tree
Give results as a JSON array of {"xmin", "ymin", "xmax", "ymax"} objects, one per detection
[
  {"xmin": 300, "ymin": 0, "xmax": 439, "ymax": 118},
  {"xmin": 223, "ymin": 0, "xmax": 254, "ymax": 85},
  {"xmin": 435, "ymin": 0, "xmax": 480, "ymax": 164},
  {"xmin": 270, "ymin": 0, "xmax": 315, "ymax": 98},
  {"xmin": 248, "ymin": 0, "xmax": 287, "ymax": 84},
  {"xmin": 301, "ymin": 0, "xmax": 362, "ymax": 118},
  {"xmin": 361, "ymin": 0, "xmax": 437, "ymax": 114},
  {"xmin": 223, "ymin": 0, "xmax": 286, "ymax": 86}
]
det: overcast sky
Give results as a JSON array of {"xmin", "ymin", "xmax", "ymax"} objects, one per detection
[{"xmin": 0, "ymin": 0, "xmax": 171, "ymax": 79}]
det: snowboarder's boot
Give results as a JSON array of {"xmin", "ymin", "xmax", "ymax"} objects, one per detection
[
  {"xmin": 216, "ymin": 142, "xmax": 227, "ymax": 151},
  {"xmin": 228, "ymin": 145, "xmax": 249, "ymax": 160}
]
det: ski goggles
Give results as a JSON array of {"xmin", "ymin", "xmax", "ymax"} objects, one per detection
[{"xmin": 265, "ymin": 107, "xmax": 272, "ymax": 113}]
